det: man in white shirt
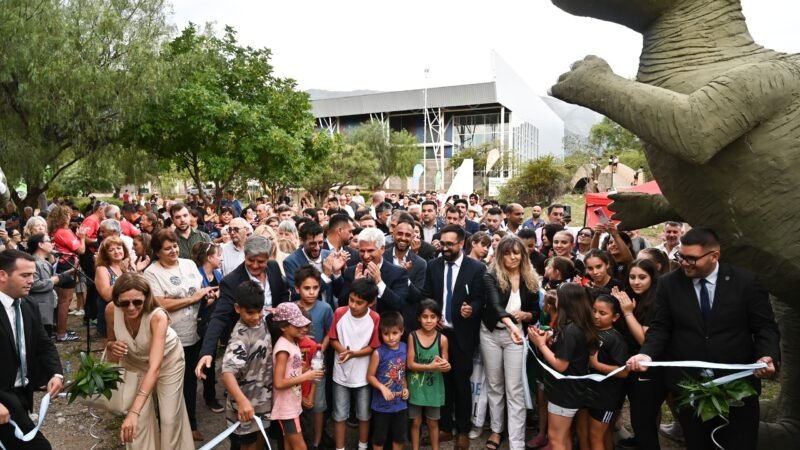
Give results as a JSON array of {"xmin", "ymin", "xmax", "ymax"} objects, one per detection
[
  {"xmin": 220, "ymin": 218, "xmax": 252, "ymax": 276},
  {"xmin": 655, "ymin": 221, "xmax": 683, "ymax": 260}
]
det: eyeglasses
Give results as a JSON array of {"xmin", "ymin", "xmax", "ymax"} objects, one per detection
[
  {"xmin": 229, "ymin": 227, "xmax": 241, "ymax": 233},
  {"xmin": 675, "ymin": 250, "xmax": 715, "ymax": 266},
  {"xmin": 116, "ymin": 299, "xmax": 145, "ymax": 308},
  {"xmin": 578, "ymin": 232, "xmax": 593, "ymax": 238}
]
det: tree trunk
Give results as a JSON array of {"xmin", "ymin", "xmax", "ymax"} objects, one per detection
[{"xmin": 759, "ymin": 298, "xmax": 800, "ymax": 447}]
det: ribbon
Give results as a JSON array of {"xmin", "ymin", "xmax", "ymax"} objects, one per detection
[
  {"xmin": 0, "ymin": 393, "xmax": 51, "ymax": 450},
  {"xmin": 528, "ymin": 345, "xmax": 766, "ymax": 386},
  {"xmin": 198, "ymin": 415, "xmax": 272, "ymax": 450}
]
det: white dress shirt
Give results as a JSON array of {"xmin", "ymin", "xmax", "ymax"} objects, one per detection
[
  {"xmin": 247, "ymin": 269, "xmax": 273, "ymax": 308},
  {"xmin": 221, "ymin": 241, "xmax": 245, "ymax": 276},
  {"xmin": 692, "ymin": 263, "xmax": 719, "ymax": 310}
]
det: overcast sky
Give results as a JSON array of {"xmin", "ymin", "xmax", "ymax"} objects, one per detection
[{"xmin": 170, "ymin": 0, "xmax": 798, "ymax": 96}]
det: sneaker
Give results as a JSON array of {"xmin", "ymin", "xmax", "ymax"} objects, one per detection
[
  {"xmin": 74, "ymin": 309, "xmax": 85, "ymax": 316},
  {"xmin": 659, "ymin": 422, "xmax": 684, "ymax": 442},
  {"xmin": 468, "ymin": 426, "xmax": 483, "ymax": 439},
  {"xmin": 56, "ymin": 334, "xmax": 80, "ymax": 342},
  {"xmin": 526, "ymin": 434, "xmax": 548, "ymax": 448},
  {"xmin": 68, "ymin": 309, "xmax": 78, "ymax": 316},
  {"xmin": 205, "ymin": 398, "xmax": 224, "ymax": 413}
]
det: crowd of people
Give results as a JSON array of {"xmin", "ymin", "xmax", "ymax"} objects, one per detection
[{"xmin": 0, "ymin": 188, "xmax": 779, "ymax": 450}]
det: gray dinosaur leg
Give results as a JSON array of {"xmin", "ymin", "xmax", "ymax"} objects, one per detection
[{"xmin": 606, "ymin": 192, "xmax": 682, "ymax": 231}]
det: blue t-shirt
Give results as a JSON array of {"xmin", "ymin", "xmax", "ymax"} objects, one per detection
[
  {"xmin": 297, "ymin": 300, "xmax": 333, "ymax": 344},
  {"xmin": 371, "ymin": 343, "xmax": 408, "ymax": 413}
]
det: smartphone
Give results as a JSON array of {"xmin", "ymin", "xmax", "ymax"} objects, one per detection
[
  {"xmin": 593, "ymin": 208, "xmax": 610, "ymax": 225},
  {"xmin": 0, "ymin": 220, "xmax": 5, "ymax": 230}
]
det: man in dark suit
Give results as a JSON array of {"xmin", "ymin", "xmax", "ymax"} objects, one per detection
[
  {"xmin": 420, "ymin": 200, "xmax": 444, "ymax": 244},
  {"xmin": 453, "ymin": 198, "xmax": 479, "ymax": 234},
  {"xmin": 196, "ymin": 236, "xmax": 289, "ymax": 377},
  {"xmin": 432, "ymin": 206, "xmax": 472, "ymax": 255},
  {"xmin": 628, "ymin": 228, "xmax": 780, "ymax": 450},
  {"xmin": 283, "ymin": 222, "xmax": 340, "ymax": 305},
  {"xmin": 333, "ymin": 228, "xmax": 409, "ymax": 317},
  {"xmin": 0, "ymin": 250, "xmax": 63, "ymax": 450},
  {"xmin": 383, "ymin": 219, "xmax": 427, "ymax": 327},
  {"xmin": 420, "ymin": 224, "xmax": 487, "ymax": 449},
  {"xmin": 323, "ymin": 213, "xmax": 360, "ymax": 267}
]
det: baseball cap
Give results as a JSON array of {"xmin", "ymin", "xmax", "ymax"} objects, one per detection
[{"xmin": 272, "ymin": 302, "xmax": 311, "ymax": 328}]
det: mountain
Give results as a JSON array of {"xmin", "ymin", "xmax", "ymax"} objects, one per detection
[{"xmin": 540, "ymin": 96, "xmax": 604, "ymax": 137}]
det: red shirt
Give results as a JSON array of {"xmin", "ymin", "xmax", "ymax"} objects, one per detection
[
  {"xmin": 121, "ymin": 219, "xmax": 140, "ymax": 238},
  {"xmin": 52, "ymin": 228, "xmax": 81, "ymax": 265},
  {"xmin": 298, "ymin": 337, "xmax": 320, "ymax": 399},
  {"xmin": 81, "ymin": 214, "xmax": 101, "ymax": 240}
]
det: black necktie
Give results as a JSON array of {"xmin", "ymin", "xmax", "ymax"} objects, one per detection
[{"xmin": 699, "ymin": 279, "xmax": 711, "ymax": 320}]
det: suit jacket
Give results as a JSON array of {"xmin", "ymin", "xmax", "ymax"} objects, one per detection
[
  {"xmin": 199, "ymin": 261, "xmax": 289, "ymax": 357},
  {"xmin": 334, "ymin": 260, "xmax": 410, "ymax": 318},
  {"xmin": 383, "ymin": 244, "xmax": 427, "ymax": 290},
  {"xmin": 640, "ymin": 263, "xmax": 780, "ymax": 392},
  {"xmin": 283, "ymin": 247, "xmax": 332, "ymax": 300},
  {"xmin": 0, "ymin": 298, "xmax": 61, "ymax": 412},
  {"xmin": 322, "ymin": 241, "xmax": 360, "ymax": 267},
  {"xmin": 464, "ymin": 219, "xmax": 480, "ymax": 234},
  {"xmin": 420, "ymin": 256, "xmax": 487, "ymax": 356},
  {"xmin": 482, "ymin": 272, "xmax": 540, "ymax": 331},
  {"xmin": 416, "ymin": 241, "xmax": 437, "ymax": 262}
]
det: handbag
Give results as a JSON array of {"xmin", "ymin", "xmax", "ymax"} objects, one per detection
[{"xmin": 79, "ymin": 350, "xmax": 139, "ymax": 416}]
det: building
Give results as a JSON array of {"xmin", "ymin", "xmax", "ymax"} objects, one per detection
[{"xmin": 311, "ymin": 54, "xmax": 565, "ymax": 191}]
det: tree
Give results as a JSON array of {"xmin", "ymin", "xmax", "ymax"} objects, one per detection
[
  {"xmin": 302, "ymin": 132, "xmax": 380, "ymax": 204},
  {"xmin": 131, "ymin": 24, "xmax": 318, "ymax": 202},
  {"xmin": 0, "ymin": 0, "xmax": 170, "ymax": 207},
  {"xmin": 346, "ymin": 122, "xmax": 419, "ymax": 188},
  {"xmin": 589, "ymin": 117, "xmax": 645, "ymax": 154},
  {"xmin": 498, "ymin": 156, "xmax": 570, "ymax": 205}
]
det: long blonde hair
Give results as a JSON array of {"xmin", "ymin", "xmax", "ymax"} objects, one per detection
[{"xmin": 490, "ymin": 235, "xmax": 539, "ymax": 293}]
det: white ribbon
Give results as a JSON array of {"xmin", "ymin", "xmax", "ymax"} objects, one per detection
[
  {"xmin": 198, "ymin": 415, "xmax": 272, "ymax": 450},
  {"xmin": 0, "ymin": 393, "xmax": 51, "ymax": 450},
  {"xmin": 528, "ymin": 346, "xmax": 766, "ymax": 386}
]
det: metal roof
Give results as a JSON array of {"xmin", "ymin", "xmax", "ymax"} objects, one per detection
[{"xmin": 311, "ymin": 82, "xmax": 498, "ymax": 118}]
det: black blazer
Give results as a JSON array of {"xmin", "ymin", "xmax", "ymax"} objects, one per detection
[
  {"xmin": 640, "ymin": 263, "xmax": 780, "ymax": 391},
  {"xmin": 482, "ymin": 272, "xmax": 540, "ymax": 331},
  {"xmin": 199, "ymin": 261, "xmax": 289, "ymax": 357},
  {"xmin": 322, "ymin": 241, "xmax": 360, "ymax": 267},
  {"xmin": 334, "ymin": 261, "xmax": 410, "ymax": 316},
  {"xmin": 415, "ymin": 241, "xmax": 437, "ymax": 262},
  {"xmin": 465, "ymin": 219, "xmax": 480, "ymax": 234},
  {"xmin": 383, "ymin": 244, "xmax": 427, "ymax": 289},
  {"xmin": 421, "ymin": 256, "xmax": 487, "ymax": 356},
  {"xmin": 0, "ymin": 298, "xmax": 61, "ymax": 411}
]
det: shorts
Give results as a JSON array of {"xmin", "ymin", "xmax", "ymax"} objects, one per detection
[
  {"xmin": 407, "ymin": 404, "xmax": 441, "ymax": 420},
  {"xmin": 548, "ymin": 402, "xmax": 579, "ymax": 418},
  {"xmin": 75, "ymin": 274, "xmax": 87, "ymax": 293},
  {"xmin": 588, "ymin": 408, "xmax": 616, "ymax": 424},
  {"xmin": 332, "ymin": 383, "xmax": 371, "ymax": 422},
  {"xmin": 230, "ymin": 430, "xmax": 260, "ymax": 445},
  {"xmin": 278, "ymin": 418, "xmax": 302, "ymax": 435},
  {"xmin": 54, "ymin": 262, "xmax": 76, "ymax": 289},
  {"xmin": 311, "ymin": 378, "xmax": 326, "ymax": 413},
  {"xmin": 372, "ymin": 410, "xmax": 408, "ymax": 446}
]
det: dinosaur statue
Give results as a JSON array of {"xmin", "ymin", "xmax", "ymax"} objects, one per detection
[{"xmin": 548, "ymin": 0, "xmax": 800, "ymax": 446}]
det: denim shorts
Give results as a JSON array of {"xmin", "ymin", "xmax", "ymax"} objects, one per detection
[{"xmin": 332, "ymin": 383, "xmax": 371, "ymax": 422}]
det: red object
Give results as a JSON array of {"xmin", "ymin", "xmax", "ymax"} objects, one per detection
[{"xmin": 583, "ymin": 181, "xmax": 662, "ymax": 228}]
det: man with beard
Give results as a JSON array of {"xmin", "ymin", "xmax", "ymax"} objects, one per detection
[
  {"xmin": 420, "ymin": 200, "xmax": 444, "ymax": 244},
  {"xmin": 504, "ymin": 203, "xmax": 525, "ymax": 235},
  {"xmin": 656, "ymin": 221, "xmax": 683, "ymax": 260},
  {"xmin": 453, "ymin": 198, "xmax": 480, "ymax": 234},
  {"xmin": 171, "ymin": 203, "xmax": 211, "ymax": 259},
  {"xmin": 483, "ymin": 207, "xmax": 504, "ymax": 236},
  {"xmin": 522, "ymin": 204, "xmax": 545, "ymax": 231},
  {"xmin": 324, "ymin": 214, "xmax": 359, "ymax": 267},
  {"xmin": 220, "ymin": 218, "xmax": 252, "ymax": 276},
  {"xmin": 419, "ymin": 224, "xmax": 487, "ymax": 449},
  {"xmin": 333, "ymin": 228, "xmax": 409, "ymax": 317},
  {"xmin": 383, "ymin": 219, "xmax": 426, "ymax": 297},
  {"xmin": 374, "ymin": 202, "xmax": 392, "ymax": 235},
  {"xmin": 283, "ymin": 222, "xmax": 342, "ymax": 306}
]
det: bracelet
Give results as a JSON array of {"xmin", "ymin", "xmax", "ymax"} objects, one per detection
[
  {"xmin": 137, "ymin": 389, "xmax": 149, "ymax": 397},
  {"xmin": 624, "ymin": 313, "xmax": 634, "ymax": 317},
  {"xmin": 129, "ymin": 410, "xmax": 140, "ymax": 416}
]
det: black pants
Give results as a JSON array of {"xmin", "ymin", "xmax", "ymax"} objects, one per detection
[
  {"xmin": 678, "ymin": 394, "xmax": 759, "ymax": 450},
  {"xmin": 439, "ymin": 329, "xmax": 473, "ymax": 434},
  {"xmin": 183, "ymin": 342, "xmax": 200, "ymax": 430},
  {"xmin": 0, "ymin": 389, "xmax": 52, "ymax": 450},
  {"xmin": 627, "ymin": 369, "xmax": 668, "ymax": 450}
]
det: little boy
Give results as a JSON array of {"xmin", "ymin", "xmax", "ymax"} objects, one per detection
[
  {"xmin": 367, "ymin": 311, "xmax": 408, "ymax": 450},
  {"xmin": 328, "ymin": 278, "xmax": 381, "ymax": 450},
  {"xmin": 221, "ymin": 280, "xmax": 274, "ymax": 450},
  {"xmin": 294, "ymin": 265, "xmax": 333, "ymax": 449}
]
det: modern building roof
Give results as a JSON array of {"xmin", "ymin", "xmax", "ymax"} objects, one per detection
[{"xmin": 311, "ymin": 82, "xmax": 499, "ymax": 118}]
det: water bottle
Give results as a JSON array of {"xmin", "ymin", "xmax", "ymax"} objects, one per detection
[
  {"xmin": 311, "ymin": 349, "xmax": 324, "ymax": 371},
  {"xmin": 64, "ymin": 360, "xmax": 72, "ymax": 376}
]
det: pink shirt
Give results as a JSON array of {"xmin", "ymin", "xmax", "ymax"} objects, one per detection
[{"xmin": 271, "ymin": 336, "xmax": 303, "ymax": 420}]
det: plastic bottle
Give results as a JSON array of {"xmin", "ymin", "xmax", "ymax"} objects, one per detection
[
  {"xmin": 64, "ymin": 360, "xmax": 72, "ymax": 376},
  {"xmin": 311, "ymin": 349, "xmax": 324, "ymax": 371}
]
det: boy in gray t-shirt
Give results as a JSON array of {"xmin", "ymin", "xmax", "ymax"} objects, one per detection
[{"xmin": 221, "ymin": 281, "xmax": 273, "ymax": 449}]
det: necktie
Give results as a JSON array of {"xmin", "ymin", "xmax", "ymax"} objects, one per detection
[
  {"xmin": 699, "ymin": 278, "xmax": 711, "ymax": 320},
  {"xmin": 13, "ymin": 299, "xmax": 27, "ymax": 385},
  {"xmin": 445, "ymin": 262, "xmax": 454, "ymax": 323}
]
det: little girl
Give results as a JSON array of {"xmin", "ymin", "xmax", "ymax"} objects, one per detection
[
  {"xmin": 270, "ymin": 303, "xmax": 325, "ymax": 450},
  {"xmin": 578, "ymin": 294, "xmax": 629, "ymax": 450},
  {"xmin": 529, "ymin": 283, "xmax": 598, "ymax": 450},
  {"xmin": 583, "ymin": 250, "xmax": 624, "ymax": 291},
  {"xmin": 527, "ymin": 290, "xmax": 558, "ymax": 449},
  {"xmin": 406, "ymin": 300, "xmax": 450, "ymax": 450}
]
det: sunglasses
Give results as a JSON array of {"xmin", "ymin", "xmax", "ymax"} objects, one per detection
[
  {"xmin": 578, "ymin": 232, "xmax": 593, "ymax": 237},
  {"xmin": 116, "ymin": 299, "xmax": 145, "ymax": 308}
]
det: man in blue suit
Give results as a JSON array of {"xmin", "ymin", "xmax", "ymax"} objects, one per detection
[
  {"xmin": 283, "ymin": 222, "xmax": 335, "ymax": 304},
  {"xmin": 383, "ymin": 219, "xmax": 426, "ymax": 327},
  {"xmin": 333, "ymin": 228, "xmax": 409, "ymax": 317}
]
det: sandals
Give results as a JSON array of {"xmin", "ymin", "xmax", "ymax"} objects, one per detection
[{"xmin": 486, "ymin": 433, "xmax": 503, "ymax": 450}]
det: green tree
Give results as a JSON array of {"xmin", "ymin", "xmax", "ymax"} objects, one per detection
[
  {"xmin": 0, "ymin": 0, "xmax": 171, "ymax": 207},
  {"xmin": 347, "ymin": 122, "xmax": 419, "ymax": 189},
  {"xmin": 131, "ymin": 24, "xmax": 317, "ymax": 202},
  {"xmin": 302, "ymin": 132, "xmax": 380, "ymax": 204},
  {"xmin": 589, "ymin": 117, "xmax": 645, "ymax": 154},
  {"xmin": 498, "ymin": 156, "xmax": 570, "ymax": 205}
]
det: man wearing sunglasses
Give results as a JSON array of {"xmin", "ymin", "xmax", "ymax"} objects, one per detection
[
  {"xmin": 627, "ymin": 228, "xmax": 780, "ymax": 450},
  {"xmin": 220, "ymin": 218, "xmax": 252, "ymax": 276}
]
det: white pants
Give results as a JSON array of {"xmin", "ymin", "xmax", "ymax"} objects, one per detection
[{"xmin": 480, "ymin": 324, "xmax": 526, "ymax": 450}]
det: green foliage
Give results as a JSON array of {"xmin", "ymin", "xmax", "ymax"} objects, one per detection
[
  {"xmin": 589, "ymin": 117, "xmax": 644, "ymax": 155},
  {"xmin": 67, "ymin": 352, "xmax": 124, "ymax": 404},
  {"xmin": 498, "ymin": 156, "xmax": 570, "ymax": 205},
  {"xmin": 448, "ymin": 141, "xmax": 510, "ymax": 173},
  {"xmin": 0, "ymin": 0, "xmax": 171, "ymax": 207},
  {"xmin": 346, "ymin": 122, "xmax": 419, "ymax": 188},
  {"xmin": 676, "ymin": 377, "xmax": 757, "ymax": 422},
  {"xmin": 130, "ymin": 24, "xmax": 316, "ymax": 199},
  {"xmin": 302, "ymin": 131, "xmax": 380, "ymax": 203}
]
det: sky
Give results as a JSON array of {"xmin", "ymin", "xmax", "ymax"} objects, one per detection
[{"xmin": 169, "ymin": 0, "xmax": 799, "ymax": 96}]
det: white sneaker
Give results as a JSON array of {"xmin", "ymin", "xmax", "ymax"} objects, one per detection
[
  {"xmin": 468, "ymin": 426, "xmax": 483, "ymax": 439},
  {"xmin": 659, "ymin": 422, "xmax": 684, "ymax": 442},
  {"xmin": 74, "ymin": 309, "xmax": 85, "ymax": 316}
]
